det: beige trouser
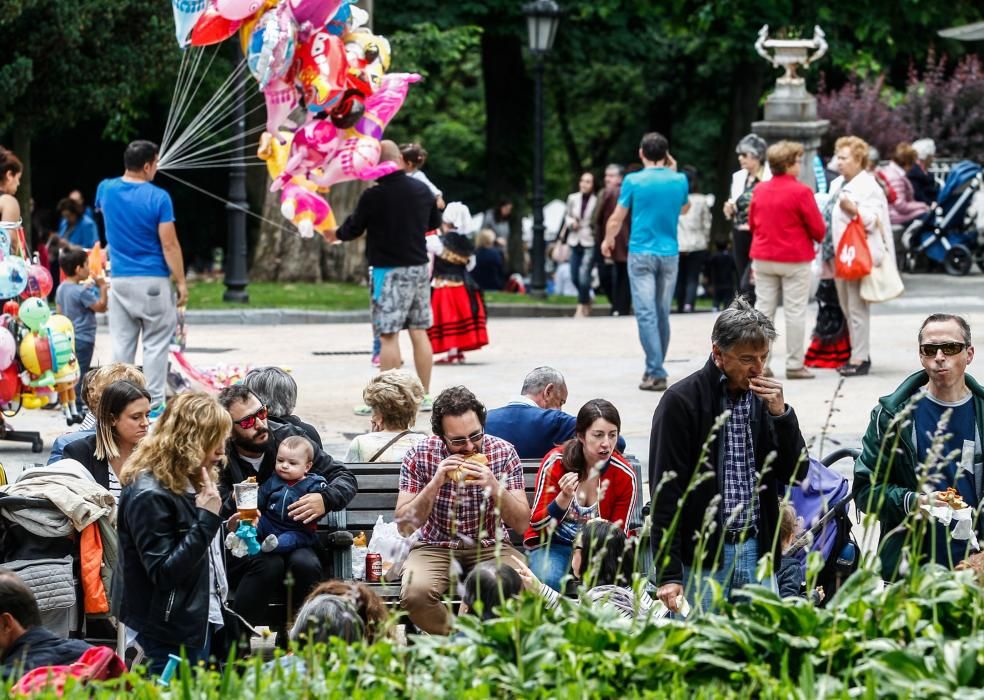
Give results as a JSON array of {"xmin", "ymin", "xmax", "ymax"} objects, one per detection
[
  {"xmin": 400, "ymin": 543, "xmax": 526, "ymax": 635},
  {"xmin": 752, "ymin": 260, "xmax": 812, "ymax": 370},
  {"xmin": 834, "ymin": 278, "xmax": 871, "ymax": 364}
]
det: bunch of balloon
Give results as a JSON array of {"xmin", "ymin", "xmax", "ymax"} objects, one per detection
[
  {"xmin": 175, "ymin": 0, "xmax": 419, "ymax": 236},
  {"xmin": 16, "ymin": 298, "xmax": 82, "ymax": 425}
]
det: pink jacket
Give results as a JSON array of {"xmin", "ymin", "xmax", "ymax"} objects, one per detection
[{"xmin": 880, "ymin": 161, "xmax": 928, "ymax": 225}]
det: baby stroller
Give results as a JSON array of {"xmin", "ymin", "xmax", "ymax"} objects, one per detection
[
  {"xmin": 0, "ymin": 461, "xmax": 118, "ymax": 647},
  {"xmin": 784, "ymin": 448, "xmax": 860, "ymax": 604},
  {"xmin": 902, "ymin": 160, "xmax": 984, "ymax": 276}
]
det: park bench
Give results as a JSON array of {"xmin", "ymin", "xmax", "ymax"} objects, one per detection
[{"xmin": 319, "ymin": 457, "xmax": 648, "ymax": 602}]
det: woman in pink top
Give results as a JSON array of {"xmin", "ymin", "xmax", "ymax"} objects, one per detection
[
  {"xmin": 880, "ymin": 143, "xmax": 929, "ymax": 226},
  {"xmin": 747, "ymin": 141, "xmax": 826, "ymax": 379}
]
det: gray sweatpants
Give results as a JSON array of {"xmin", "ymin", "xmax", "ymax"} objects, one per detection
[{"xmin": 108, "ymin": 276, "xmax": 176, "ymax": 407}]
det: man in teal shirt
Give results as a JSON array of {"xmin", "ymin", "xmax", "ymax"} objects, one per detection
[{"xmin": 602, "ymin": 133, "xmax": 690, "ymax": 391}]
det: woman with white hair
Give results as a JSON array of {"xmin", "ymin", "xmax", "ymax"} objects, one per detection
[
  {"xmin": 427, "ymin": 202, "xmax": 489, "ymax": 364},
  {"xmin": 908, "ymin": 138, "xmax": 938, "ymax": 205},
  {"xmin": 724, "ymin": 133, "xmax": 771, "ymax": 300}
]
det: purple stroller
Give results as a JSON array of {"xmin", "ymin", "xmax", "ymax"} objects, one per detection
[{"xmin": 785, "ymin": 449, "xmax": 860, "ymax": 602}]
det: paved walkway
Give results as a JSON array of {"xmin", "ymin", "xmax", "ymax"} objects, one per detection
[{"xmin": 5, "ymin": 285, "xmax": 980, "ymax": 489}]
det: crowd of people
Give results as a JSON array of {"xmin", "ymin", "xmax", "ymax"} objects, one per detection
[{"xmin": 0, "ymin": 127, "xmax": 974, "ymax": 686}]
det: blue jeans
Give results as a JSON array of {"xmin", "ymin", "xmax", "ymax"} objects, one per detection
[
  {"xmin": 569, "ymin": 244, "xmax": 594, "ymax": 304},
  {"xmin": 682, "ymin": 538, "xmax": 776, "ymax": 613},
  {"xmin": 627, "ymin": 253, "xmax": 678, "ymax": 378},
  {"xmin": 527, "ymin": 542, "xmax": 573, "ymax": 592},
  {"xmin": 137, "ymin": 624, "xmax": 213, "ymax": 676}
]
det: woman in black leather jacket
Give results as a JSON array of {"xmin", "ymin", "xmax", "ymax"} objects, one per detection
[{"xmin": 117, "ymin": 392, "xmax": 232, "ymax": 675}]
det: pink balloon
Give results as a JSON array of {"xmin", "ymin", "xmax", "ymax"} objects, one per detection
[
  {"xmin": 309, "ymin": 73, "xmax": 421, "ymax": 189},
  {"xmin": 286, "ymin": 0, "xmax": 343, "ymax": 28},
  {"xmin": 0, "ymin": 327, "xmax": 15, "ymax": 370},
  {"xmin": 215, "ymin": 0, "xmax": 264, "ymax": 20},
  {"xmin": 280, "ymin": 182, "xmax": 334, "ymax": 238},
  {"xmin": 263, "ymin": 77, "xmax": 299, "ymax": 135},
  {"xmin": 273, "ymin": 119, "xmax": 338, "ymax": 190}
]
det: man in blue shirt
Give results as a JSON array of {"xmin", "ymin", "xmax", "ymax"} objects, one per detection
[
  {"xmin": 602, "ymin": 133, "xmax": 690, "ymax": 392},
  {"xmin": 485, "ymin": 366, "xmax": 626, "ymax": 459},
  {"xmin": 95, "ymin": 141, "xmax": 187, "ymax": 412},
  {"xmin": 854, "ymin": 313, "xmax": 984, "ymax": 577}
]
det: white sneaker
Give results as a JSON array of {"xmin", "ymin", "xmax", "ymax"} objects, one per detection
[{"xmin": 420, "ymin": 394, "xmax": 433, "ymax": 412}]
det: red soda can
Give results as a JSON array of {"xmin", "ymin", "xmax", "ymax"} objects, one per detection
[{"xmin": 366, "ymin": 553, "xmax": 382, "ymax": 582}]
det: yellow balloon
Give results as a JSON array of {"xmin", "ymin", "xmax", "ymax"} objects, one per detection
[{"xmin": 46, "ymin": 314, "xmax": 75, "ymax": 346}]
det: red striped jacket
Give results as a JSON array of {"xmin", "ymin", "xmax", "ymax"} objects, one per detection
[{"xmin": 523, "ymin": 447, "xmax": 638, "ymax": 548}]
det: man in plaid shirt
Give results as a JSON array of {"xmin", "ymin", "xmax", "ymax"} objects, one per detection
[
  {"xmin": 396, "ymin": 386, "xmax": 531, "ymax": 634},
  {"xmin": 648, "ymin": 297, "xmax": 808, "ymax": 614}
]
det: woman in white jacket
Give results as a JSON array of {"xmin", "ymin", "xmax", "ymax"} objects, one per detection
[
  {"xmin": 563, "ymin": 172, "xmax": 598, "ymax": 317},
  {"xmin": 829, "ymin": 136, "xmax": 894, "ymax": 377}
]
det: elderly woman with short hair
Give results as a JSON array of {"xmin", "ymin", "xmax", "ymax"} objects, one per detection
[
  {"xmin": 829, "ymin": 135, "xmax": 894, "ymax": 377},
  {"xmin": 243, "ymin": 366, "xmax": 322, "ymax": 447},
  {"xmin": 724, "ymin": 133, "xmax": 771, "ymax": 297},
  {"xmin": 748, "ymin": 141, "xmax": 826, "ymax": 380},
  {"xmin": 345, "ymin": 370, "xmax": 426, "ymax": 462}
]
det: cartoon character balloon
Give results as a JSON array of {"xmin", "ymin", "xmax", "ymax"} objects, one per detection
[
  {"xmin": 246, "ymin": 6, "xmax": 296, "ymax": 89},
  {"xmin": 215, "ymin": 0, "xmax": 264, "ymax": 20},
  {"xmin": 20, "ymin": 263, "xmax": 53, "ymax": 300},
  {"xmin": 18, "ymin": 297, "xmax": 50, "ymax": 333},
  {"xmin": 285, "ymin": 0, "xmax": 344, "ymax": 28},
  {"xmin": 0, "ymin": 256, "xmax": 28, "ymax": 299}
]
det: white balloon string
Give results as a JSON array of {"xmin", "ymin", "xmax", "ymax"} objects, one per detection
[
  {"xmin": 160, "ymin": 48, "xmax": 193, "ymax": 155},
  {"xmin": 162, "ymin": 125, "xmax": 268, "ymax": 169},
  {"xmin": 163, "ymin": 110, "xmax": 267, "ymax": 166},
  {"xmin": 161, "ymin": 91, "xmax": 260, "ymax": 168},
  {"xmin": 162, "ymin": 46, "xmax": 212, "ymax": 156},
  {"xmin": 159, "ymin": 170, "xmax": 301, "ymax": 234},
  {"xmin": 160, "ymin": 58, "xmax": 249, "ymax": 167},
  {"xmin": 160, "ymin": 47, "xmax": 227, "ymax": 161}
]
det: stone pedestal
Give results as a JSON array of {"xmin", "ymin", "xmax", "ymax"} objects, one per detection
[{"xmin": 752, "ymin": 80, "xmax": 829, "ymax": 190}]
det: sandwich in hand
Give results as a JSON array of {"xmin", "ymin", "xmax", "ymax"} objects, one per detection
[{"xmin": 452, "ymin": 453, "xmax": 487, "ymax": 482}]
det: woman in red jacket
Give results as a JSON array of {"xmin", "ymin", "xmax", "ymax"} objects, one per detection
[
  {"xmin": 524, "ymin": 399, "xmax": 638, "ymax": 591},
  {"xmin": 748, "ymin": 141, "xmax": 826, "ymax": 380}
]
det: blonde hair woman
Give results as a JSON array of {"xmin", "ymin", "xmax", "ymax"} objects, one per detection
[
  {"xmin": 829, "ymin": 135, "xmax": 894, "ymax": 377},
  {"xmin": 345, "ymin": 370, "xmax": 426, "ymax": 462},
  {"xmin": 117, "ymin": 392, "xmax": 231, "ymax": 676}
]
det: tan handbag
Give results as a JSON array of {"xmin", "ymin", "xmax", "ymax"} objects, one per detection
[{"xmin": 860, "ymin": 217, "xmax": 904, "ymax": 303}]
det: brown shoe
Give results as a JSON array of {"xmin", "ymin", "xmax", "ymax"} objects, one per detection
[
  {"xmin": 763, "ymin": 367, "xmax": 775, "ymax": 378},
  {"xmin": 786, "ymin": 367, "xmax": 815, "ymax": 380},
  {"xmin": 639, "ymin": 375, "xmax": 668, "ymax": 391}
]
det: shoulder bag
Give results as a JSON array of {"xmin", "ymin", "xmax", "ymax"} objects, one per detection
[{"xmin": 860, "ymin": 216, "xmax": 905, "ymax": 303}]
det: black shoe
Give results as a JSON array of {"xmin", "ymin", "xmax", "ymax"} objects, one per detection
[{"xmin": 838, "ymin": 360, "xmax": 871, "ymax": 376}]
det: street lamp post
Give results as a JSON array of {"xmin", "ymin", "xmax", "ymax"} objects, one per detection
[
  {"xmin": 523, "ymin": 0, "xmax": 561, "ymax": 298},
  {"xmin": 223, "ymin": 46, "xmax": 249, "ymax": 303}
]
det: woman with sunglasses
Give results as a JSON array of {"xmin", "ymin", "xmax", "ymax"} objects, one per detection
[
  {"xmin": 523, "ymin": 399, "xmax": 638, "ymax": 591},
  {"xmin": 63, "ymin": 380, "xmax": 152, "ymax": 500}
]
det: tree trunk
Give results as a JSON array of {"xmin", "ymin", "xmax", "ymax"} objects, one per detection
[
  {"xmin": 481, "ymin": 30, "xmax": 532, "ymax": 275},
  {"xmin": 13, "ymin": 120, "xmax": 31, "ymax": 248},
  {"xmin": 321, "ymin": 180, "xmax": 368, "ymax": 283}
]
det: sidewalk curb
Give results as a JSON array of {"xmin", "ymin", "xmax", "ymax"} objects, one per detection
[{"xmin": 96, "ymin": 304, "xmax": 615, "ymax": 325}]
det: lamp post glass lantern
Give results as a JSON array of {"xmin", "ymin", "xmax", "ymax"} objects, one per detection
[{"xmin": 523, "ymin": 0, "xmax": 560, "ymax": 297}]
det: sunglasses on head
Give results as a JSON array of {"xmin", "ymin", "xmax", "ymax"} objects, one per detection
[
  {"xmin": 920, "ymin": 342, "xmax": 966, "ymax": 357},
  {"xmin": 235, "ymin": 405, "xmax": 268, "ymax": 429},
  {"xmin": 445, "ymin": 430, "xmax": 484, "ymax": 448}
]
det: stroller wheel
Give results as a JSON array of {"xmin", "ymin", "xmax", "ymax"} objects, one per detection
[{"xmin": 944, "ymin": 245, "xmax": 973, "ymax": 276}]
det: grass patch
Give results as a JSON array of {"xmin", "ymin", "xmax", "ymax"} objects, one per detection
[{"xmin": 187, "ymin": 280, "xmax": 580, "ymax": 310}]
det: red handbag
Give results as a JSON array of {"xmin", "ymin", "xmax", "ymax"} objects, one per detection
[{"xmin": 835, "ymin": 216, "xmax": 872, "ymax": 281}]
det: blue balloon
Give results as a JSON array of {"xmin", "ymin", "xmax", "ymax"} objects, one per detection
[
  {"xmin": 325, "ymin": 2, "xmax": 352, "ymax": 36},
  {"xmin": 172, "ymin": 0, "xmax": 207, "ymax": 46},
  {"xmin": 0, "ymin": 256, "xmax": 27, "ymax": 299}
]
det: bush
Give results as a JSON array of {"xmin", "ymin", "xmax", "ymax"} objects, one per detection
[{"xmin": 818, "ymin": 53, "xmax": 984, "ymax": 163}]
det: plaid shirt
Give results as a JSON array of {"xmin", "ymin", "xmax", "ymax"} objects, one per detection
[
  {"xmin": 723, "ymin": 391, "xmax": 760, "ymax": 531},
  {"xmin": 400, "ymin": 434, "xmax": 524, "ymax": 548}
]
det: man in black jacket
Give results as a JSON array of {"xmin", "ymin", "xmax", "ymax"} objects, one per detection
[
  {"xmin": 325, "ymin": 140, "xmax": 442, "ymax": 410},
  {"xmin": 0, "ymin": 571, "xmax": 90, "ymax": 679},
  {"xmin": 648, "ymin": 297, "xmax": 808, "ymax": 613},
  {"xmin": 217, "ymin": 385, "xmax": 357, "ymax": 629}
]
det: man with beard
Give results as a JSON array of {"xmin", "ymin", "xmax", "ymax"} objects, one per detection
[{"xmin": 217, "ymin": 385, "xmax": 357, "ymax": 631}]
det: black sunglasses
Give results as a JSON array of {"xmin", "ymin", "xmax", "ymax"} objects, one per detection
[
  {"xmin": 920, "ymin": 342, "xmax": 966, "ymax": 357},
  {"xmin": 445, "ymin": 430, "xmax": 484, "ymax": 448}
]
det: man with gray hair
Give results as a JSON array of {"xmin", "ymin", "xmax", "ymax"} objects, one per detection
[
  {"xmin": 485, "ymin": 367, "xmax": 625, "ymax": 458},
  {"xmin": 244, "ymin": 366, "xmax": 322, "ymax": 447},
  {"xmin": 648, "ymin": 297, "xmax": 808, "ymax": 613}
]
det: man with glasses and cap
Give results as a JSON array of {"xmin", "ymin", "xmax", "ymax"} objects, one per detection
[
  {"xmin": 396, "ymin": 386, "xmax": 531, "ymax": 634},
  {"xmin": 854, "ymin": 313, "xmax": 984, "ymax": 578},
  {"xmin": 216, "ymin": 385, "xmax": 357, "ymax": 631}
]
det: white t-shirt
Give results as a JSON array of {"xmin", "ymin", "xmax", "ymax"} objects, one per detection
[{"xmin": 345, "ymin": 431, "xmax": 427, "ymax": 463}]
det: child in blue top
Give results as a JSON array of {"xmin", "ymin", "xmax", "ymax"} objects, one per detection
[
  {"xmin": 257, "ymin": 435, "xmax": 329, "ymax": 553},
  {"xmin": 55, "ymin": 246, "xmax": 107, "ymax": 414}
]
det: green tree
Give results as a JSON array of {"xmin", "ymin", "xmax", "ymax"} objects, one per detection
[{"xmin": 0, "ymin": 0, "xmax": 175, "ymax": 237}]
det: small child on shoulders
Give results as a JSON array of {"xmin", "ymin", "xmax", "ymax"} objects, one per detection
[
  {"xmin": 257, "ymin": 435, "xmax": 329, "ymax": 553},
  {"xmin": 777, "ymin": 503, "xmax": 824, "ymax": 604}
]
